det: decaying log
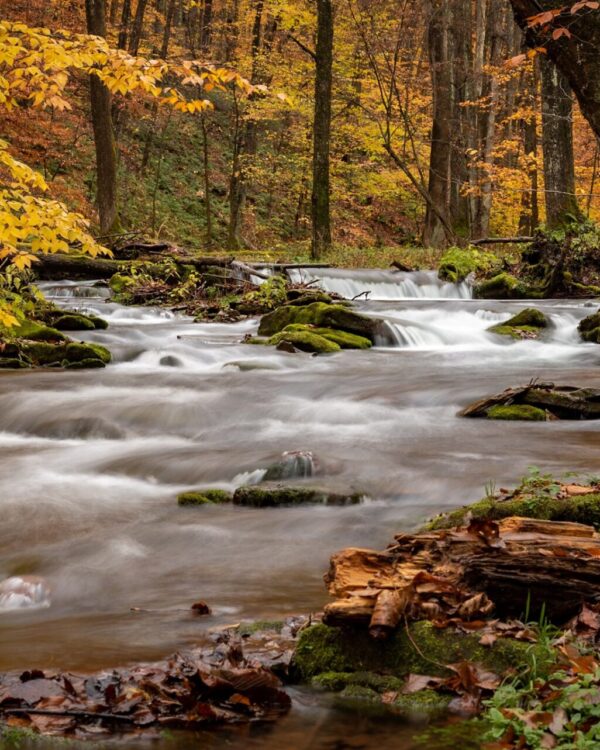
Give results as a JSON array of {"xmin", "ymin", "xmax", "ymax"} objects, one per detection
[
  {"xmin": 323, "ymin": 517, "xmax": 600, "ymax": 636},
  {"xmin": 32, "ymin": 253, "xmax": 122, "ymax": 280}
]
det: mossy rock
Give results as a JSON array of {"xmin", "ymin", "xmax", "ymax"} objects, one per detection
[
  {"xmin": 578, "ymin": 310, "xmax": 600, "ymax": 343},
  {"xmin": 20, "ymin": 341, "xmax": 111, "ymax": 368},
  {"xmin": 267, "ymin": 329, "xmax": 340, "ymax": 354},
  {"xmin": 438, "ymin": 246, "xmax": 500, "ymax": 284},
  {"xmin": 12, "ymin": 319, "xmax": 66, "ymax": 342},
  {"xmin": 0, "ymin": 357, "xmax": 29, "ymax": 369},
  {"xmin": 109, "ymin": 273, "xmax": 137, "ymax": 297},
  {"xmin": 474, "ymin": 273, "xmax": 529, "ymax": 300},
  {"xmin": 45, "ymin": 311, "xmax": 109, "ymax": 331},
  {"xmin": 63, "ymin": 357, "xmax": 107, "ymax": 369},
  {"xmin": 237, "ymin": 620, "xmax": 285, "ymax": 636},
  {"xmin": 177, "ymin": 489, "xmax": 232, "ymax": 506},
  {"xmin": 428, "ymin": 492, "xmax": 600, "ymax": 531},
  {"xmin": 279, "ymin": 324, "xmax": 372, "ymax": 350},
  {"xmin": 488, "ymin": 308, "xmax": 549, "ymax": 340},
  {"xmin": 285, "ymin": 290, "xmax": 334, "ymax": 306},
  {"xmin": 292, "ymin": 621, "xmax": 548, "ymax": 682},
  {"xmin": 258, "ymin": 302, "xmax": 379, "ymax": 342},
  {"xmin": 232, "ymin": 486, "xmax": 364, "ymax": 507},
  {"xmin": 486, "ymin": 404, "xmax": 548, "ymax": 421}
]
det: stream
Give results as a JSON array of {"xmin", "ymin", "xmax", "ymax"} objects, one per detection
[{"xmin": 1, "ymin": 268, "xmax": 599, "ymax": 748}]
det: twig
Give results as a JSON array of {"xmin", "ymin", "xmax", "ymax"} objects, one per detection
[{"xmin": 351, "ymin": 290, "xmax": 371, "ymax": 300}]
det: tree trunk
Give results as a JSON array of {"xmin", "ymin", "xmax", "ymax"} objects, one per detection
[
  {"xmin": 85, "ymin": 0, "xmax": 121, "ymax": 234},
  {"xmin": 201, "ymin": 114, "xmax": 213, "ymax": 245},
  {"xmin": 509, "ymin": 0, "xmax": 600, "ymax": 142},
  {"xmin": 128, "ymin": 0, "xmax": 150, "ymax": 56},
  {"xmin": 311, "ymin": 0, "xmax": 333, "ymax": 260},
  {"xmin": 199, "ymin": 0, "xmax": 213, "ymax": 53},
  {"xmin": 423, "ymin": 0, "xmax": 452, "ymax": 249},
  {"xmin": 540, "ymin": 55, "xmax": 582, "ymax": 229},
  {"xmin": 117, "ymin": 0, "xmax": 131, "ymax": 49}
]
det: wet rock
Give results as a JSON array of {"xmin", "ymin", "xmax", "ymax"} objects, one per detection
[
  {"xmin": 177, "ymin": 489, "xmax": 232, "ymax": 506},
  {"xmin": 438, "ymin": 246, "xmax": 500, "ymax": 284},
  {"xmin": 285, "ymin": 290, "xmax": 334, "ymax": 306},
  {"xmin": 578, "ymin": 309, "xmax": 600, "ymax": 343},
  {"xmin": 267, "ymin": 329, "xmax": 340, "ymax": 354},
  {"xmin": 19, "ymin": 340, "xmax": 111, "ymax": 369},
  {"xmin": 258, "ymin": 301, "xmax": 380, "ymax": 343},
  {"xmin": 159, "ymin": 355, "xmax": 182, "ymax": 367},
  {"xmin": 461, "ymin": 383, "xmax": 600, "ymax": 421},
  {"xmin": 233, "ymin": 485, "xmax": 364, "ymax": 507},
  {"xmin": 474, "ymin": 272, "xmax": 528, "ymax": 299},
  {"xmin": 44, "ymin": 311, "xmax": 109, "ymax": 331},
  {"xmin": 12, "ymin": 320, "xmax": 66, "ymax": 342},
  {"xmin": 269, "ymin": 324, "xmax": 372, "ymax": 351},
  {"xmin": 263, "ymin": 451, "xmax": 317, "ymax": 482},
  {"xmin": 488, "ymin": 307, "xmax": 549, "ymax": 340},
  {"xmin": 275, "ymin": 340, "xmax": 298, "ymax": 353}
]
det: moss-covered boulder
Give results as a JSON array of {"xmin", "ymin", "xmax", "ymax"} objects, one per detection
[
  {"xmin": 438, "ymin": 247, "xmax": 500, "ymax": 284},
  {"xmin": 267, "ymin": 329, "xmax": 340, "ymax": 354},
  {"xmin": 233, "ymin": 485, "xmax": 364, "ymax": 507},
  {"xmin": 264, "ymin": 324, "xmax": 372, "ymax": 353},
  {"xmin": 488, "ymin": 308, "xmax": 549, "ymax": 340},
  {"xmin": 11, "ymin": 320, "xmax": 66, "ymax": 342},
  {"xmin": 177, "ymin": 489, "xmax": 232, "ymax": 506},
  {"xmin": 578, "ymin": 309, "xmax": 600, "ymax": 343},
  {"xmin": 257, "ymin": 302, "xmax": 379, "ymax": 342},
  {"xmin": 486, "ymin": 404, "xmax": 547, "ymax": 421},
  {"xmin": 42, "ymin": 311, "xmax": 109, "ymax": 331},
  {"xmin": 285, "ymin": 290, "xmax": 334, "ymax": 306},
  {"xmin": 19, "ymin": 340, "xmax": 111, "ymax": 369},
  {"xmin": 292, "ymin": 622, "xmax": 547, "ymax": 682},
  {"xmin": 474, "ymin": 272, "xmax": 528, "ymax": 300}
]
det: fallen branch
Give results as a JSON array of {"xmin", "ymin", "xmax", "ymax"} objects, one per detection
[{"xmin": 471, "ymin": 236, "xmax": 534, "ymax": 245}]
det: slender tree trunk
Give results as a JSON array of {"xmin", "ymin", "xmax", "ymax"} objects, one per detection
[
  {"xmin": 201, "ymin": 114, "xmax": 213, "ymax": 245},
  {"xmin": 518, "ymin": 56, "xmax": 539, "ymax": 234},
  {"xmin": 199, "ymin": 0, "xmax": 213, "ymax": 53},
  {"xmin": 423, "ymin": 0, "xmax": 452, "ymax": 249},
  {"xmin": 128, "ymin": 0, "xmax": 150, "ymax": 56},
  {"xmin": 85, "ymin": 0, "xmax": 121, "ymax": 234},
  {"xmin": 539, "ymin": 55, "xmax": 582, "ymax": 229},
  {"xmin": 109, "ymin": 0, "xmax": 119, "ymax": 26},
  {"xmin": 117, "ymin": 0, "xmax": 131, "ymax": 49},
  {"xmin": 311, "ymin": 0, "xmax": 333, "ymax": 260}
]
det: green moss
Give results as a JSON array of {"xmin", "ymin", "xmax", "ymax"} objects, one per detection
[
  {"xmin": 177, "ymin": 489, "xmax": 232, "ymax": 506},
  {"xmin": 578, "ymin": 310, "xmax": 600, "ymax": 343},
  {"xmin": 12, "ymin": 319, "xmax": 66, "ymax": 342},
  {"xmin": 109, "ymin": 273, "xmax": 137, "ymax": 298},
  {"xmin": 474, "ymin": 272, "xmax": 528, "ymax": 299},
  {"xmin": 0, "ymin": 357, "xmax": 29, "ymax": 369},
  {"xmin": 267, "ymin": 329, "xmax": 341, "ymax": 353},
  {"xmin": 438, "ymin": 246, "xmax": 499, "ymax": 284},
  {"xmin": 285, "ymin": 291, "xmax": 333, "ymax": 306},
  {"xmin": 237, "ymin": 620, "xmax": 285, "ymax": 636},
  {"xmin": 428, "ymin": 491, "xmax": 600, "ymax": 531},
  {"xmin": 232, "ymin": 486, "xmax": 363, "ymax": 507},
  {"xmin": 63, "ymin": 357, "xmax": 106, "ymax": 369},
  {"xmin": 486, "ymin": 404, "xmax": 547, "ymax": 421},
  {"xmin": 51, "ymin": 314, "xmax": 96, "ymax": 331},
  {"xmin": 312, "ymin": 671, "xmax": 404, "ymax": 694},
  {"xmin": 292, "ymin": 622, "xmax": 547, "ymax": 682},
  {"xmin": 65, "ymin": 342, "xmax": 111, "ymax": 364},
  {"xmin": 488, "ymin": 308, "xmax": 549, "ymax": 340},
  {"xmin": 19, "ymin": 341, "xmax": 111, "ymax": 368},
  {"xmin": 282, "ymin": 324, "xmax": 372, "ymax": 349},
  {"xmin": 258, "ymin": 302, "xmax": 378, "ymax": 342}
]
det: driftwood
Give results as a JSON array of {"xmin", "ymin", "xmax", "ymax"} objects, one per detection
[
  {"xmin": 323, "ymin": 517, "xmax": 600, "ymax": 635},
  {"xmin": 461, "ymin": 382, "xmax": 600, "ymax": 420}
]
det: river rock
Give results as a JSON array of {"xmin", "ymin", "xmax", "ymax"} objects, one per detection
[
  {"xmin": 178, "ymin": 489, "xmax": 232, "ymax": 506},
  {"xmin": 257, "ymin": 301, "xmax": 380, "ymax": 343},
  {"xmin": 263, "ymin": 451, "xmax": 318, "ymax": 481},
  {"xmin": 461, "ymin": 383, "xmax": 600, "ymax": 420},
  {"xmin": 578, "ymin": 309, "xmax": 600, "ymax": 343},
  {"xmin": 233, "ymin": 485, "xmax": 364, "ymax": 507},
  {"xmin": 488, "ymin": 307, "xmax": 549, "ymax": 340}
]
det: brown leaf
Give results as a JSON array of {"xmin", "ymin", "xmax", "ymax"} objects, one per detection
[
  {"xmin": 549, "ymin": 706, "xmax": 568, "ymax": 736},
  {"xmin": 402, "ymin": 674, "xmax": 442, "ymax": 694}
]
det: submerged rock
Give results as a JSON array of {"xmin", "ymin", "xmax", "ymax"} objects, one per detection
[
  {"xmin": 177, "ymin": 489, "xmax": 232, "ymax": 506},
  {"xmin": 233, "ymin": 485, "xmax": 364, "ymax": 507},
  {"xmin": 578, "ymin": 309, "xmax": 600, "ymax": 343},
  {"xmin": 263, "ymin": 451, "xmax": 317, "ymax": 482},
  {"xmin": 488, "ymin": 307, "xmax": 549, "ymax": 340}
]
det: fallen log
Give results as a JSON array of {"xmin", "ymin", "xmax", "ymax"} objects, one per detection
[
  {"xmin": 32, "ymin": 253, "xmax": 122, "ymax": 280},
  {"xmin": 471, "ymin": 236, "xmax": 534, "ymax": 245},
  {"xmin": 323, "ymin": 517, "xmax": 600, "ymax": 634}
]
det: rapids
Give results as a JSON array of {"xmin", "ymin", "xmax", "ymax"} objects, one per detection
[{"xmin": 0, "ymin": 271, "xmax": 599, "ymax": 747}]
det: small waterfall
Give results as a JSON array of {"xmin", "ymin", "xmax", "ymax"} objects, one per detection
[{"xmin": 286, "ymin": 268, "xmax": 472, "ymax": 301}]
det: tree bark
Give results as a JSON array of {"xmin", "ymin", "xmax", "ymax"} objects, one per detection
[
  {"xmin": 85, "ymin": 0, "xmax": 122, "ymax": 234},
  {"xmin": 311, "ymin": 0, "xmax": 333, "ymax": 260},
  {"xmin": 128, "ymin": 0, "xmax": 150, "ymax": 56},
  {"xmin": 540, "ymin": 55, "xmax": 582, "ymax": 228},
  {"xmin": 117, "ymin": 0, "xmax": 131, "ymax": 49},
  {"xmin": 509, "ymin": 0, "xmax": 600, "ymax": 142},
  {"xmin": 423, "ymin": 0, "xmax": 452, "ymax": 249}
]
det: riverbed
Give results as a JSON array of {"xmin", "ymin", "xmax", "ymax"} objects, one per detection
[{"xmin": 0, "ymin": 269, "xmax": 598, "ymax": 747}]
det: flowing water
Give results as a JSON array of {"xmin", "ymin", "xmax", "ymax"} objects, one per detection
[{"xmin": 1, "ymin": 269, "xmax": 599, "ymax": 748}]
